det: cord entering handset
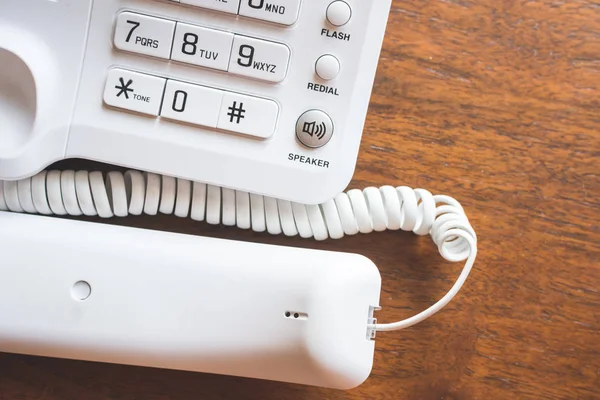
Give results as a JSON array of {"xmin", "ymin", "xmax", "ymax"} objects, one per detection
[{"xmin": 367, "ymin": 305, "xmax": 381, "ymax": 340}]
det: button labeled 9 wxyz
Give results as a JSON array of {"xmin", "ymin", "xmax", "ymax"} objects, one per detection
[{"xmin": 228, "ymin": 35, "xmax": 290, "ymax": 83}]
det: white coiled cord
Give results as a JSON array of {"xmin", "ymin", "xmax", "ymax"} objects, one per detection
[{"xmin": 0, "ymin": 169, "xmax": 477, "ymax": 332}]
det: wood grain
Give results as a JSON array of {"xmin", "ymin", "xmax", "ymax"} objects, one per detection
[{"xmin": 1, "ymin": 0, "xmax": 599, "ymax": 399}]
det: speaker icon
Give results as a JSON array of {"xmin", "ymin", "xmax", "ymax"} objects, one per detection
[
  {"xmin": 296, "ymin": 110, "xmax": 334, "ymax": 148},
  {"xmin": 302, "ymin": 121, "xmax": 327, "ymax": 140}
]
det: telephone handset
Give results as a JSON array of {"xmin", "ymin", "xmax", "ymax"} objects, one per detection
[{"xmin": 0, "ymin": 0, "xmax": 478, "ymax": 391}]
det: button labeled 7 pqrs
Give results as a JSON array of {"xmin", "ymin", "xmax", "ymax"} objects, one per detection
[{"xmin": 114, "ymin": 12, "xmax": 176, "ymax": 59}]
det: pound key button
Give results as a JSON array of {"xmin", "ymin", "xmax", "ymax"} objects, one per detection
[{"xmin": 296, "ymin": 110, "xmax": 334, "ymax": 149}]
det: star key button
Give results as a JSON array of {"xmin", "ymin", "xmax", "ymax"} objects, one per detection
[
  {"xmin": 103, "ymin": 69, "xmax": 166, "ymax": 116},
  {"xmin": 115, "ymin": 77, "xmax": 134, "ymax": 99}
]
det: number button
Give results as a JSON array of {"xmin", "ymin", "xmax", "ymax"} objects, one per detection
[
  {"xmin": 180, "ymin": 0, "xmax": 241, "ymax": 14},
  {"xmin": 228, "ymin": 36, "xmax": 290, "ymax": 83},
  {"xmin": 239, "ymin": 0, "xmax": 302, "ymax": 26},
  {"xmin": 160, "ymin": 80, "xmax": 224, "ymax": 128},
  {"xmin": 114, "ymin": 12, "xmax": 176, "ymax": 59},
  {"xmin": 171, "ymin": 23, "xmax": 235, "ymax": 71}
]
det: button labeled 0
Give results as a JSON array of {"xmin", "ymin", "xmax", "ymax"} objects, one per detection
[{"xmin": 160, "ymin": 80, "xmax": 224, "ymax": 128}]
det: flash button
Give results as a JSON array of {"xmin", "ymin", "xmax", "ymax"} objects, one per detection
[{"xmin": 326, "ymin": 1, "xmax": 352, "ymax": 27}]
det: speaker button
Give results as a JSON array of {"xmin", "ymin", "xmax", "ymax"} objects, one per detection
[{"xmin": 296, "ymin": 110, "xmax": 334, "ymax": 148}]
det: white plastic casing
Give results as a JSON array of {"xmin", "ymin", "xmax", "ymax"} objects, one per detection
[
  {"xmin": 0, "ymin": 0, "xmax": 392, "ymax": 205},
  {"xmin": 0, "ymin": 212, "xmax": 382, "ymax": 389}
]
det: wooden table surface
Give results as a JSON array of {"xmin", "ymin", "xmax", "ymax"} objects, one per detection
[{"xmin": 1, "ymin": 0, "xmax": 599, "ymax": 399}]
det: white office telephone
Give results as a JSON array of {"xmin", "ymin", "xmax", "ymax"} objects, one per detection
[{"xmin": 0, "ymin": 0, "xmax": 478, "ymax": 391}]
